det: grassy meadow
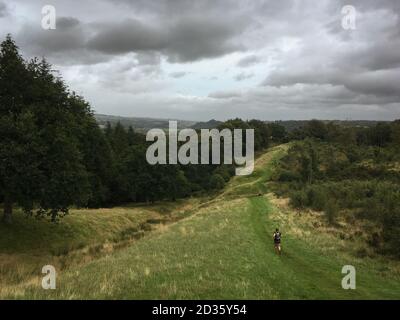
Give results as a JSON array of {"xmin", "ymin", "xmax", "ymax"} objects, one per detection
[{"xmin": 1, "ymin": 145, "xmax": 400, "ymax": 299}]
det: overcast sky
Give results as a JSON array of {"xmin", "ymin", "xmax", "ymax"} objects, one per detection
[{"xmin": 1, "ymin": 0, "xmax": 399, "ymax": 121}]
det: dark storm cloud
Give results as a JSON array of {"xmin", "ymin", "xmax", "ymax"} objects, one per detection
[
  {"xmin": 167, "ymin": 15, "xmax": 247, "ymax": 62},
  {"xmin": 17, "ymin": 1, "xmax": 251, "ymax": 64},
  {"xmin": 19, "ymin": 17, "xmax": 85, "ymax": 53},
  {"xmin": 16, "ymin": 16, "xmax": 111, "ymax": 65},
  {"xmin": 87, "ymin": 15, "xmax": 248, "ymax": 62},
  {"xmin": 87, "ymin": 19, "xmax": 168, "ymax": 54}
]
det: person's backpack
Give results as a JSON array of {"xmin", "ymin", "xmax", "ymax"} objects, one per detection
[{"xmin": 274, "ymin": 232, "xmax": 281, "ymax": 242}]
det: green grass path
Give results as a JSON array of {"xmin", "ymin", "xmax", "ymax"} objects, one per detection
[{"xmin": 248, "ymin": 197, "xmax": 399, "ymax": 299}]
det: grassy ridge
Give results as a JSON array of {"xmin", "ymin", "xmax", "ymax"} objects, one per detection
[
  {"xmin": 0, "ymin": 199, "xmax": 201, "ymax": 291},
  {"xmin": 2, "ymin": 145, "xmax": 400, "ymax": 299}
]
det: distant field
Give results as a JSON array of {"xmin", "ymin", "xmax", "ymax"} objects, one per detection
[{"xmin": 1, "ymin": 145, "xmax": 399, "ymax": 299}]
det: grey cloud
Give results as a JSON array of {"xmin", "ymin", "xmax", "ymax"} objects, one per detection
[
  {"xmin": 209, "ymin": 90, "xmax": 243, "ymax": 99},
  {"xmin": 77, "ymin": 54, "xmax": 166, "ymax": 95},
  {"xmin": 237, "ymin": 55, "xmax": 262, "ymax": 67},
  {"xmin": 169, "ymin": 71, "xmax": 188, "ymax": 79},
  {"xmin": 18, "ymin": 17, "xmax": 86, "ymax": 54},
  {"xmin": 234, "ymin": 72, "xmax": 254, "ymax": 81},
  {"xmin": 264, "ymin": 66, "xmax": 400, "ymax": 100},
  {"xmin": 260, "ymin": 0, "xmax": 400, "ymax": 105},
  {"xmin": 87, "ymin": 19, "xmax": 168, "ymax": 54},
  {"xmin": 0, "ymin": 2, "xmax": 7, "ymax": 17},
  {"xmin": 342, "ymin": 40, "xmax": 400, "ymax": 71},
  {"xmin": 165, "ymin": 15, "xmax": 247, "ymax": 62},
  {"xmin": 13, "ymin": 0, "xmax": 309, "ymax": 66},
  {"xmin": 57, "ymin": 17, "xmax": 81, "ymax": 30},
  {"xmin": 135, "ymin": 52, "xmax": 161, "ymax": 65},
  {"xmin": 344, "ymin": 69, "xmax": 400, "ymax": 97},
  {"xmin": 107, "ymin": 0, "xmax": 253, "ymax": 18},
  {"xmin": 264, "ymin": 68, "xmax": 342, "ymax": 87},
  {"xmin": 87, "ymin": 15, "xmax": 248, "ymax": 62},
  {"xmin": 334, "ymin": 0, "xmax": 400, "ymax": 14},
  {"xmin": 21, "ymin": 11, "xmax": 250, "ymax": 64},
  {"xmin": 209, "ymin": 83, "xmax": 398, "ymax": 111}
]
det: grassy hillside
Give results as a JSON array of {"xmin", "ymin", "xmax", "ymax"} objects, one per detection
[
  {"xmin": 0, "ymin": 199, "xmax": 203, "ymax": 295},
  {"xmin": 1, "ymin": 145, "xmax": 400, "ymax": 299}
]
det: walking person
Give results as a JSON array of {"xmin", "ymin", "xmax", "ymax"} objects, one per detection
[{"xmin": 273, "ymin": 228, "xmax": 282, "ymax": 255}]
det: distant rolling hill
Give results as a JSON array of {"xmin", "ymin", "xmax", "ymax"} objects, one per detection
[
  {"xmin": 94, "ymin": 114, "xmax": 197, "ymax": 131},
  {"xmin": 95, "ymin": 114, "xmax": 389, "ymax": 132},
  {"xmin": 268, "ymin": 120, "xmax": 388, "ymax": 132},
  {"xmin": 190, "ymin": 119, "xmax": 223, "ymax": 129}
]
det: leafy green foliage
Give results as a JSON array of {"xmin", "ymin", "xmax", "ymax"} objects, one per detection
[
  {"xmin": 273, "ymin": 120, "xmax": 400, "ymax": 257},
  {"xmin": 0, "ymin": 35, "xmax": 97, "ymax": 222}
]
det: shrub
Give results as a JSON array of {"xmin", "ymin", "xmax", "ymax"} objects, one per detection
[
  {"xmin": 278, "ymin": 170, "xmax": 301, "ymax": 182},
  {"xmin": 307, "ymin": 187, "xmax": 327, "ymax": 211},
  {"xmin": 289, "ymin": 190, "xmax": 308, "ymax": 208},
  {"xmin": 324, "ymin": 199, "xmax": 339, "ymax": 224},
  {"xmin": 209, "ymin": 174, "xmax": 225, "ymax": 190}
]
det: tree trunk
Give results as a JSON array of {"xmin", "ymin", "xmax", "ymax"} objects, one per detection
[{"xmin": 2, "ymin": 196, "xmax": 13, "ymax": 224}]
